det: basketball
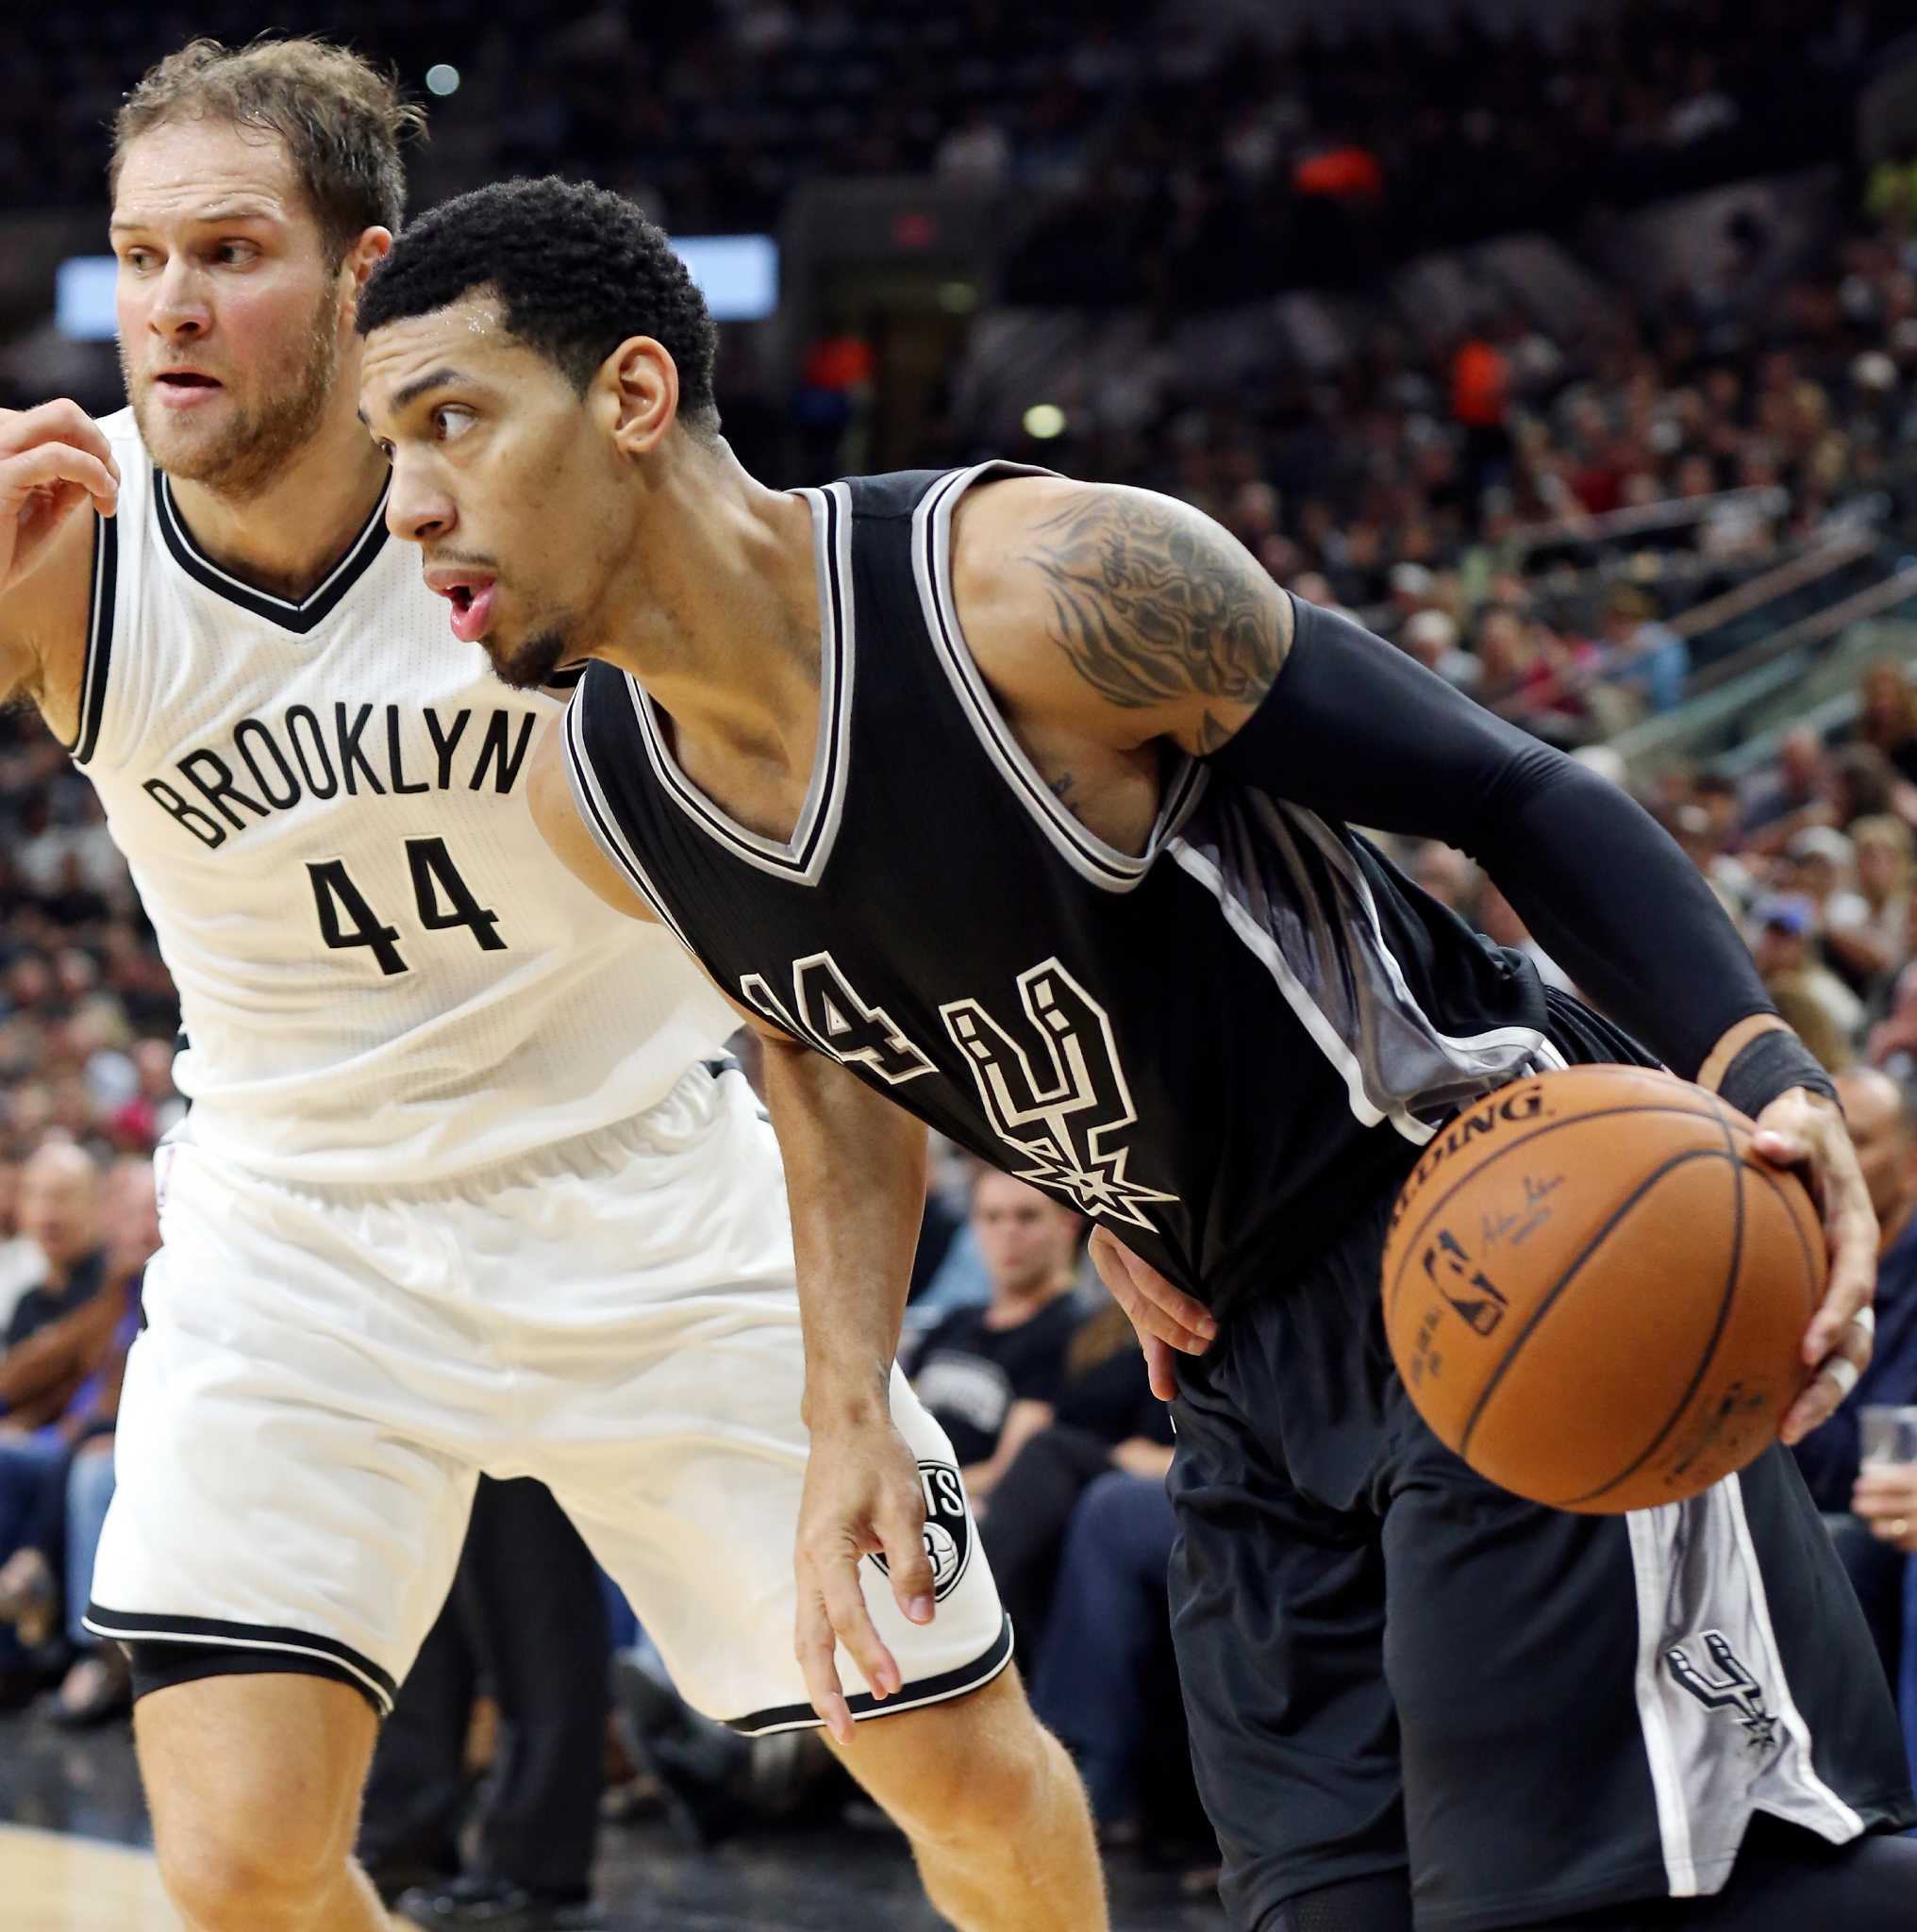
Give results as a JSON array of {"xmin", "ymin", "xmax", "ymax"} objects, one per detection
[{"xmin": 1382, "ymin": 1065, "xmax": 1823, "ymax": 1514}]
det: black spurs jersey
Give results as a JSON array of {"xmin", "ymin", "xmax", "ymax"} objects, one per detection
[{"xmin": 566, "ymin": 464, "xmax": 1563, "ymax": 1310}]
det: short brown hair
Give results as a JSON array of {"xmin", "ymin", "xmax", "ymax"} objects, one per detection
[{"xmin": 112, "ymin": 38, "xmax": 425, "ymax": 265}]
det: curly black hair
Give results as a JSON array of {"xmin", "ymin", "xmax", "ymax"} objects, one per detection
[{"xmin": 358, "ymin": 175, "xmax": 719, "ymax": 425}]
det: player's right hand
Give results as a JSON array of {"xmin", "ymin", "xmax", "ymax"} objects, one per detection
[
  {"xmin": 0, "ymin": 402, "xmax": 118, "ymax": 596},
  {"xmin": 794, "ymin": 1414, "xmax": 936, "ymax": 1748},
  {"xmin": 1089, "ymin": 1225, "xmax": 1217, "ymax": 1402}
]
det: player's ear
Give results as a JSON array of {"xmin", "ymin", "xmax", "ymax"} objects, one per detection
[
  {"xmin": 603, "ymin": 336, "xmax": 679, "ymax": 458},
  {"xmin": 340, "ymin": 226, "xmax": 393, "ymax": 294}
]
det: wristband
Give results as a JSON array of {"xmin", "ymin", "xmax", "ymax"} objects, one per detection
[{"xmin": 1717, "ymin": 1028, "xmax": 1839, "ymax": 1123}]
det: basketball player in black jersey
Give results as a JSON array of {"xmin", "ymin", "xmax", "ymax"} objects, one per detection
[{"xmin": 358, "ymin": 179, "xmax": 1917, "ymax": 1932}]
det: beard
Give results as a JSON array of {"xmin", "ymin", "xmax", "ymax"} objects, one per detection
[
  {"xmin": 488, "ymin": 625, "xmax": 574, "ymax": 692},
  {"xmin": 124, "ymin": 287, "xmax": 339, "ymax": 498}
]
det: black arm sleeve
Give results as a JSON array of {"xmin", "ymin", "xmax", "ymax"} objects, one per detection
[{"xmin": 1205, "ymin": 596, "xmax": 1774, "ymax": 1079}]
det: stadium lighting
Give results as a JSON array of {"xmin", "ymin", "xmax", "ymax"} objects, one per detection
[
  {"xmin": 425, "ymin": 64, "xmax": 460, "ymax": 96},
  {"xmin": 1023, "ymin": 404, "xmax": 1068, "ymax": 440}
]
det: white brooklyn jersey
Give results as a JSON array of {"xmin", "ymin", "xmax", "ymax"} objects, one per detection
[{"xmin": 71, "ymin": 408, "xmax": 738, "ymax": 1183}]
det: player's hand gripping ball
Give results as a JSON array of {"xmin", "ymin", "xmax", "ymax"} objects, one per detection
[{"xmin": 1382, "ymin": 1065, "xmax": 1823, "ymax": 1512}]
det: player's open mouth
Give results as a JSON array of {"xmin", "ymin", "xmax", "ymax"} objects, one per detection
[
  {"xmin": 425, "ymin": 567, "xmax": 499, "ymax": 643},
  {"xmin": 152, "ymin": 369, "xmax": 224, "ymax": 408}
]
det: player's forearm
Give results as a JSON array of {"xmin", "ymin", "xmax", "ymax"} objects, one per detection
[
  {"xmin": 758, "ymin": 1031, "xmax": 928, "ymax": 1430},
  {"xmin": 1205, "ymin": 597, "xmax": 1783, "ymax": 1082}
]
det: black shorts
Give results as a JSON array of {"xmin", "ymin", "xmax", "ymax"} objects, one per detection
[{"xmin": 1169, "ymin": 991, "xmax": 1915, "ymax": 1932}]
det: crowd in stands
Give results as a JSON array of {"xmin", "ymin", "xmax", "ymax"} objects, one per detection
[{"xmin": 5, "ymin": 0, "xmax": 1917, "ymax": 1909}]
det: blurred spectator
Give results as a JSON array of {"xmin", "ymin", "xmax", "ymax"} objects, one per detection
[
  {"xmin": 1598, "ymin": 587, "xmax": 1690, "ymax": 718},
  {"xmin": 1399, "ymin": 609, "xmax": 1480, "ymax": 692},
  {"xmin": 1029, "ymin": 1468, "xmax": 1179, "ymax": 1837},
  {"xmin": 0, "ymin": 1158, "xmax": 42, "ymax": 1336},
  {"xmin": 1856, "ymin": 659, "xmax": 1917, "ymax": 788},
  {"xmin": 1740, "ymin": 728, "xmax": 1832, "ymax": 847},
  {"xmin": 1751, "ymin": 892, "xmax": 1863, "ymax": 1058},
  {"xmin": 978, "ymin": 1303, "xmax": 1174, "ymax": 1655},
  {"xmin": 1476, "ymin": 883, "xmax": 1575, "ymax": 996},
  {"xmin": 906, "ymin": 1173, "xmax": 1082, "ymax": 1505},
  {"xmin": 1410, "ymin": 843, "xmax": 1479, "ymax": 917}
]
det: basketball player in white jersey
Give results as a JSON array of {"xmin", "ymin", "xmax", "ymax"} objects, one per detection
[{"xmin": 0, "ymin": 39, "xmax": 1103, "ymax": 1932}]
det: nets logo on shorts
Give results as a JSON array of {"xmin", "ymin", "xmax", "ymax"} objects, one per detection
[{"xmin": 869, "ymin": 1459, "xmax": 974, "ymax": 1603}]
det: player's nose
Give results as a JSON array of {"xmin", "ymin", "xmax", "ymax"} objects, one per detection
[
  {"xmin": 149, "ymin": 261, "xmax": 209, "ymax": 338},
  {"xmin": 386, "ymin": 464, "xmax": 456, "ymax": 545}
]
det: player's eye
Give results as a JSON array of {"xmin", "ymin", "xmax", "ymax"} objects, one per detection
[
  {"xmin": 211, "ymin": 242, "xmax": 258, "ymax": 266},
  {"xmin": 432, "ymin": 405, "xmax": 476, "ymax": 442},
  {"xmin": 121, "ymin": 248, "xmax": 157, "ymax": 274}
]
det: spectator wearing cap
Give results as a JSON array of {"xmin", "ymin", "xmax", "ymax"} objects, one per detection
[
  {"xmin": 1750, "ymin": 892, "xmax": 1863, "ymax": 1050},
  {"xmin": 1598, "ymin": 586, "xmax": 1690, "ymax": 717},
  {"xmin": 1398, "ymin": 608, "xmax": 1480, "ymax": 692}
]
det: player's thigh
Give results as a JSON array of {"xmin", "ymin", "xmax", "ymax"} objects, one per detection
[
  {"xmin": 136, "ymin": 1669, "xmax": 377, "ymax": 1895},
  {"xmin": 1382, "ymin": 1435, "xmax": 1912, "ymax": 1927},
  {"xmin": 90, "ymin": 1161, "xmax": 478, "ymax": 1709},
  {"xmin": 548, "ymin": 1341, "xmax": 1009, "ymax": 1735},
  {"xmin": 1165, "ymin": 1334, "xmax": 1404, "ymax": 1930}
]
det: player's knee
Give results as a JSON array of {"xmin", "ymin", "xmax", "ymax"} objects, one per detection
[
  {"xmin": 154, "ymin": 1807, "xmax": 348, "ymax": 1931},
  {"xmin": 897, "ymin": 1692, "xmax": 1069, "ymax": 1855}
]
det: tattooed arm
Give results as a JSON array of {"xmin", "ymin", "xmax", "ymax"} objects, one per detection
[{"xmin": 949, "ymin": 476, "xmax": 1292, "ymax": 758}]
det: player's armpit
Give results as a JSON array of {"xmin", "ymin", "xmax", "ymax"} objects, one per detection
[
  {"xmin": 952, "ymin": 475, "xmax": 1294, "ymax": 756},
  {"xmin": 524, "ymin": 715, "xmax": 659, "ymax": 924}
]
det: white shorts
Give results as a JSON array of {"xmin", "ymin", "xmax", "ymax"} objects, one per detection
[{"xmin": 86, "ymin": 1068, "xmax": 1009, "ymax": 1732}]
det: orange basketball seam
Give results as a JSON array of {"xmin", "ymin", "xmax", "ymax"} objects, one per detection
[
  {"xmin": 1554, "ymin": 1105, "xmax": 1747, "ymax": 1509},
  {"xmin": 1384, "ymin": 1100, "xmax": 1744, "ymax": 1326},
  {"xmin": 1456, "ymin": 1144, "xmax": 1738, "ymax": 1464}
]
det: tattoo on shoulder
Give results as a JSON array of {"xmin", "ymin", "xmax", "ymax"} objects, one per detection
[{"xmin": 1019, "ymin": 488, "xmax": 1290, "ymax": 735}]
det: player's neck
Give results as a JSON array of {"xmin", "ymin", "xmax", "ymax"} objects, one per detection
[
  {"xmin": 167, "ymin": 411, "xmax": 391, "ymax": 607},
  {"xmin": 591, "ymin": 439, "xmax": 824, "ymax": 780}
]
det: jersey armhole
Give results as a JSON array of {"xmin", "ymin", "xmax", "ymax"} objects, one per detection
[
  {"xmin": 559, "ymin": 681, "xmax": 697, "ymax": 950},
  {"xmin": 62, "ymin": 510, "xmax": 119, "ymax": 767}
]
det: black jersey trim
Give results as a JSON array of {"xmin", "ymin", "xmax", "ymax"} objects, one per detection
[
  {"xmin": 621, "ymin": 481, "xmax": 854, "ymax": 886},
  {"xmin": 64, "ymin": 509, "xmax": 119, "ymax": 766},
  {"xmin": 155, "ymin": 471, "xmax": 391, "ymax": 635},
  {"xmin": 721, "ymin": 1611, "xmax": 1015, "ymax": 1736},
  {"xmin": 910, "ymin": 463, "xmax": 1209, "ymax": 894},
  {"xmin": 561, "ymin": 683, "xmax": 699, "ymax": 954},
  {"xmin": 82, "ymin": 1602, "xmax": 398, "ymax": 1714}
]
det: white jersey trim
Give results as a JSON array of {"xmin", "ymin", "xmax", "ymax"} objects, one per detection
[
  {"xmin": 909, "ymin": 463, "xmax": 1209, "ymax": 894},
  {"xmin": 562, "ymin": 690, "xmax": 700, "ymax": 955}
]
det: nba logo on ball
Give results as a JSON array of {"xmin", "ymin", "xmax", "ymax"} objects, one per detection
[{"xmin": 870, "ymin": 1460, "xmax": 974, "ymax": 1602}]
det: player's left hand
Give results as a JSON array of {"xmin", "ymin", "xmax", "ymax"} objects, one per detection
[
  {"xmin": 1088, "ymin": 1226, "xmax": 1216, "ymax": 1402},
  {"xmin": 1852, "ymin": 1464, "xmax": 1917, "ymax": 1553},
  {"xmin": 1749, "ymin": 1087, "xmax": 1878, "ymax": 1446}
]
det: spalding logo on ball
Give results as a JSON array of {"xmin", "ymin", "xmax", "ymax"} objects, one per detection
[{"xmin": 868, "ymin": 1460, "xmax": 974, "ymax": 1602}]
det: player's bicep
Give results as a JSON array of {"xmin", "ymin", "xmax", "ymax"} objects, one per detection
[
  {"xmin": 955, "ymin": 476, "xmax": 1293, "ymax": 755},
  {"xmin": 525, "ymin": 716, "xmax": 658, "ymax": 923}
]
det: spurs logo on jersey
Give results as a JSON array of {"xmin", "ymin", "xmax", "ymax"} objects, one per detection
[
  {"xmin": 742, "ymin": 950, "xmax": 1176, "ymax": 1230},
  {"xmin": 1666, "ymin": 1631, "xmax": 1780, "ymax": 1751},
  {"xmin": 941, "ymin": 958, "xmax": 1178, "ymax": 1229},
  {"xmin": 868, "ymin": 1460, "xmax": 974, "ymax": 1603}
]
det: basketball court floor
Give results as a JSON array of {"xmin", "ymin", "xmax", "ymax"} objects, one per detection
[{"xmin": 1, "ymin": 1705, "xmax": 1225, "ymax": 1930}]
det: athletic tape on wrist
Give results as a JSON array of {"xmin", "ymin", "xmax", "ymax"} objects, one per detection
[{"xmin": 1718, "ymin": 1028, "xmax": 1838, "ymax": 1122}]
